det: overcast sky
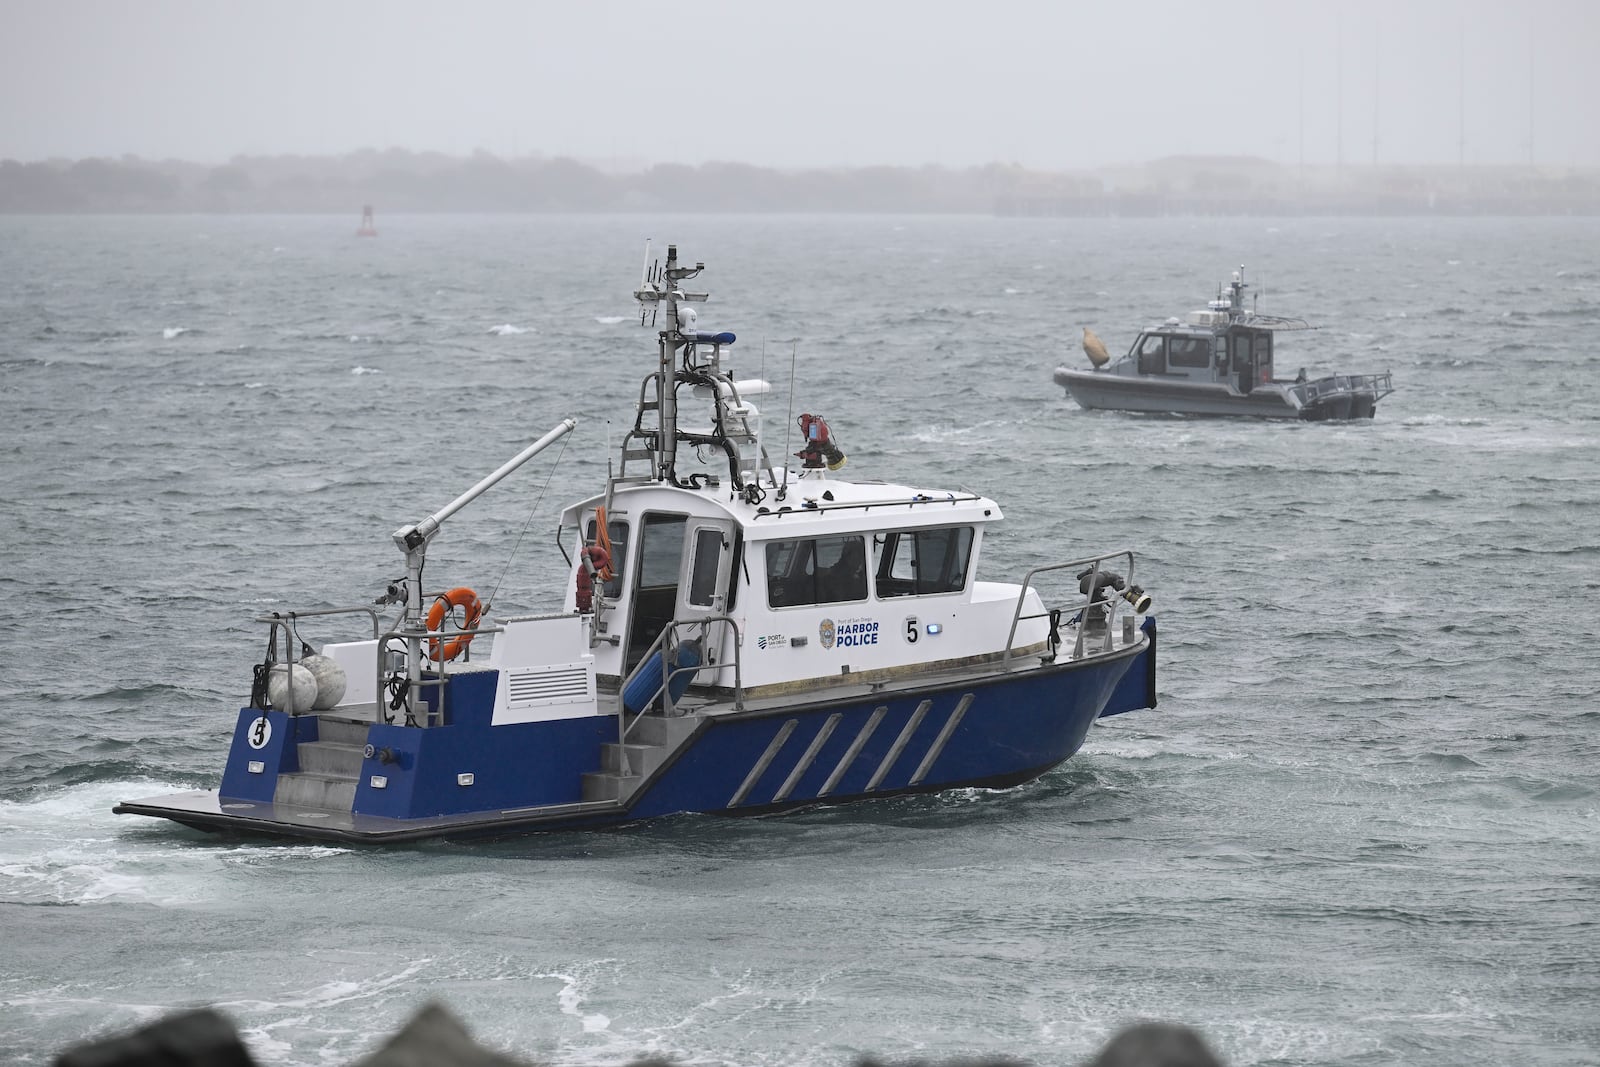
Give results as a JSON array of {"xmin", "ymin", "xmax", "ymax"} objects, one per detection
[{"xmin": 3, "ymin": 0, "xmax": 1596, "ymax": 171}]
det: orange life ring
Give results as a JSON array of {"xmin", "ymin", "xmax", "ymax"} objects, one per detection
[{"xmin": 426, "ymin": 586, "xmax": 482, "ymax": 662}]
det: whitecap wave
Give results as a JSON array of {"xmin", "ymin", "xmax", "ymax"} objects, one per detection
[
  {"xmin": 162, "ymin": 327, "xmax": 188, "ymax": 340},
  {"xmin": 594, "ymin": 315, "xmax": 625, "ymax": 325},
  {"xmin": 487, "ymin": 324, "xmax": 527, "ymax": 335},
  {"xmin": 350, "ymin": 366, "xmax": 382, "ymax": 375}
]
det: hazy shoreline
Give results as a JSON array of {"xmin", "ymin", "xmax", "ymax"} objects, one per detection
[{"xmin": 4, "ymin": 150, "xmax": 1598, "ymax": 216}]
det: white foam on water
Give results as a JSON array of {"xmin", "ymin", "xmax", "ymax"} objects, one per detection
[
  {"xmin": 0, "ymin": 781, "xmax": 351, "ymax": 907},
  {"xmin": 487, "ymin": 324, "xmax": 527, "ymax": 335},
  {"xmin": 218, "ymin": 959, "xmax": 435, "ymax": 1064},
  {"xmin": 162, "ymin": 327, "xmax": 188, "ymax": 339},
  {"xmin": 907, "ymin": 418, "xmax": 1006, "ymax": 444},
  {"xmin": 594, "ymin": 315, "xmax": 625, "ymax": 325},
  {"xmin": 543, "ymin": 967, "xmax": 615, "ymax": 1034},
  {"xmin": 350, "ymin": 366, "xmax": 382, "ymax": 375},
  {"xmin": 1081, "ymin": 734, "xmax": 1170, "ymax": 761}
]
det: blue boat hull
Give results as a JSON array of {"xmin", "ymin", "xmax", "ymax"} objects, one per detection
[
  {"xmin": 631, "ymin": 649, "xmax": 1139, "ymax": 819},
  {"xmin": 115, "ymin": 621, "xmax": 1155, "ymax": 843}
]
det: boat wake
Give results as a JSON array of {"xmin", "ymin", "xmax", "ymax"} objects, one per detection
[{"xmin": 0, "ymin": 782, "xmax": 352, "ymax": 907}]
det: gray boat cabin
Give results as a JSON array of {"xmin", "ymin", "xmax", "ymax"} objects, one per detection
[{"xmin": 1054, "ymin": 267, "xmax": 1393, "ymax": 420}]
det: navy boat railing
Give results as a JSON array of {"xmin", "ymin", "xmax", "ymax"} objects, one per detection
[{"xmin": 1004, "ymin": 550, "xmax": 1144, "ymax": 664}]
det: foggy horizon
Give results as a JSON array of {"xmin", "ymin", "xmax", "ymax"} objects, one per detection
[{"xmin": 4, "ymin": 0, "xmax": 1598, "ymax": 173}]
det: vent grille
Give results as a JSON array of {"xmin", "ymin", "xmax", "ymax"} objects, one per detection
[{"xmin": 507, "ymin": 663, "xmax": 593, "ymax": 708}]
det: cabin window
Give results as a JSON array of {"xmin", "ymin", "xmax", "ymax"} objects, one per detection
[
  {"xmin": 766, "ymin": 535, "xmax": 868, "ymax": 608},
  {"xmin": 1231, "ymin": 333, "xmax": 1253, "ymax": 372},
  {"xmin": 638, "ymin": 514, "xmax": 687, "ymax": 588},
  {"xmin": 583, "ymin": 516, "xmax": 630, "ymax": 599},
  {"xmin": 1167, "ymin": 337, "xmax": 1210, "ymax": 368},
  {"xmin": 1136, "ymin": 335, "xmax": 1166, "ymax": 374},
  {"xmin": 1253, "ymin": 333, "xmax": 1272, "ymax": 371},
  {"xmin": 875, "ymin": 526, "xmax": 973, "ymax": 598},
  {"xmin": 687, "ymin": 527, "xmax": 724, "ymax": 607}
]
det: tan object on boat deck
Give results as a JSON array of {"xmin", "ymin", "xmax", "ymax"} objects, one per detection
[{"xmin": 1082, "ymin": 327, "xmax": 1110, "ymax": 367}]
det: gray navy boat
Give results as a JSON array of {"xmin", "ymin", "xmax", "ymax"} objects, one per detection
[{"xmin": 1054, "ymin": 267, "xmax": 1394, "ymax": 420}]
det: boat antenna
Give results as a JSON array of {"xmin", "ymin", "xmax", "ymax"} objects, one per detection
[{"xmin": 778, "ymin": 338, "xmax": 797, "ymax": 499}]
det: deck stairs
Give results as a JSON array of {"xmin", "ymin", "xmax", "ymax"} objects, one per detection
[
  {"xmin": 581, "ymin": 712, "xmax": 699, "ymax": 803},
  {"xmin": 273, "ymin": 715, "xmax": 370, "ymax": 811}
]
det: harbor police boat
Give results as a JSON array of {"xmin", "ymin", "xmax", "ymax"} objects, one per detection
[
  {"xmin": 1054, "ymin": 266, "xmax": 1394, "ymax": 420},
  {"xmin": 116, "ymin": 245, "xmax": 1158, "ymax": 843}
]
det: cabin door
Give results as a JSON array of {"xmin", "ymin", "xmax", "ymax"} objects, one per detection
[
  {"xmin": 674, "ymin": 517, "xmax": 738, "ymax": 666},
  {"xmin": 1231, "ymin": 333, "xmax": 1256, "ymax": 395},
  {"xmin": 623, "ymin": 513, "xmax": 736, "ymax": 674}
]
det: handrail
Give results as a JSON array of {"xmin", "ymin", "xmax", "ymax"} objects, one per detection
[
  {"xmin": 613, "ymin": 614, "xmax": 743, "ymax": 775},
  {"xmin": 254, "ymin": 605, "xmax": 383, "ymax": 716},
  {"xmin": 1291, "ymin": 370, "xmax": 1394, "ymax": 405},
  {"xmin": 1003, "ymin": 550, "xmax": 1142, "ymax": 665},
  {"xmin": 375, "ymin": 619, "xmax": 506, "ymax": 727},
  {"xmin": 253, "ymin": 604, "xmax": 383, "ymax": 635},
  {"xmin": 254, "ymin": 597, "xmax": 501, "ymax": 725},
  {"xmin": 662, "ymin": 615, "xmax": 743, "ymax": 716}
]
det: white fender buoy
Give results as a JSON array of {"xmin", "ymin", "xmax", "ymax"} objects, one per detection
[
  {"xmin": 300, "ymin": 652, "xmax": 348, "ymax": 710},
  {"xmin": 266, "ymin": 663, "xmax": 318, "ymax": 713}
]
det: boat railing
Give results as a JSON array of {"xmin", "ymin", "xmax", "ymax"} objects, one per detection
[
  {"xmin": 1291, "ymin": 370, "xmax": 1395, "ymax": 406},
  {"xmin": 1355, "ymin": 370, "xmax": 1395, "ymax": 399},
  {"xmin": 251, "ymin": 597, "xmax": 503, "ymax": 725},
  {"xmin": 614, "ymin": 614, "xmax": 744, "ymax": 771},
  {"xmin": 618, "ymin": 369, "xmax": 667, "ymax": 480},
  {"xmin": 375, "ymin": 616, "xmax": 505, "ymax": 728},
  {"xmin": 1003, "ymin": 550, "xmax": 1143, "ymax": 664},
  {"xmin": 252, "ymin": 605, "xmax": 383, "ymax": 717}
]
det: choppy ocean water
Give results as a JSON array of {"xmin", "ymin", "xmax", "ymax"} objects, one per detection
[{"xmin": 1, "ymin": 213, "xmax": 1597, "ymax": 1067}]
